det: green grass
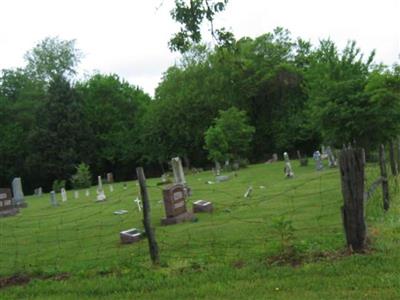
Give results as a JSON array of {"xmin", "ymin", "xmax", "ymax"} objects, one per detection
[{"xmin": 1, "ymin": 161, "xmax": 399, "ymax": 299}]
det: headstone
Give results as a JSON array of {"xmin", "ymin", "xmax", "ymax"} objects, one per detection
[
  {"xmin": 171, "ymin": 157, "xmax": 186, "ymax": 185},
  {"xmin": 283, "ymin": 152, "xmax": 294, "ymax": 178},
  {"xmin": 12, "ymin": 177, "xmax": 26, "ymax": 207},
  {"xmin": 50, "ymin": 191, "xmax": 58, "ymax": 207},
  {"xmin": 74, "ymin": 190, "xmax": 79, "ymax": 199},
  {"xmin": 106, "ymin": 172, "xmax": 114, "ymax": 183},
  {"xmin": 109, "ymin": 184, "xmax": 114, "ymax": 192},
  {"xmin": 244, "ymin": 186, "xmax": 253, "ymax": 198},
  {"xmin": 215, "ymin": 161, "xmax": 221, "ymax": 176},
  {"xmin": 321, "ymin": 145, "xmax": 328, "ymax": 159},
  {"xmin": 0, "ymin": 188, "xmax": 19, "ymax": 217},
  {"xmin": 38, "ymin": 187, "xmax": 43, "ymax": 197},
  {"xmin": 161, "ymin": 184, "xmax": 195, "ymax": 226},
  {"xmin": 326, "ymin": 146, "xmax": 337, "ymax": 168},
  {"xmin": 61, "ymin": 188, "xmax": 68, "ymax": 202},
  {"xmin": 96, "ymin": 176, "xmax": 106, "ymax": 202},
  {"xmin": 266, "ymin": 153, "xmax": 278, "ymax": 164},
  {"xmin": 313, "ymin": 151, "xmax": 324, "ymax": 171},
  {"xmin": 85, "ymin": 189, "xmax": 90, "ymax": 197},
  {"xmin": 193, "ymin": 200, "xmax": 213, "ymax": 213},
  {"xmin": 216, "ymin": 175, "xmax": 230, "ymax": 183},
  {"xmin": 120, "ymin": 228, "xmax": 143, "ymax": 244}
]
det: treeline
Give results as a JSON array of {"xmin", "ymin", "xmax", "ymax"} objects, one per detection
[{"xmin": 1, "ymin": 29, "xmax": 399, "ymax": 192}]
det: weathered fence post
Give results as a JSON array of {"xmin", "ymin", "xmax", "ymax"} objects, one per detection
[
  {"xmin": 339, "ymin": 147, "xmax": 366, "ymax": 252},
  {"xmin": 397, "ymin": 136, "xmax": 400, "ymax": 171},
  {"xmin": 389, "ymin": 140, "xmax": 398, "ymax": 176},
  {"xmin": 136, "ymin": 167, "xmax": 160, "ymax": 265},
  {"xmin": 379, "ymin": 145, "xmax": 390, "ymax": 211}
]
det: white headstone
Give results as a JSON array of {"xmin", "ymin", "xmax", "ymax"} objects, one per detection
[
  {"xmin": 50, "ymin": 191, "xmax": 58, "ymax": 207},
  {"xmin": 38, "ymin": 187, "xmax": 43, "ymax": 197},
  {"xmin": 61, "ymin": 188, "xmax": 68, "ymax": 202},
  {"xmin": 171, "ymin": 157, "xmax": 186, "ymax": 185},
  {"xmin": 326, "ymin": 146, "xmax": 337, "ymax": 168},
  {"xmin": 313, "ymin": 151, "xmax": 324, "ymax": 171},
  {"xmin": 11, "ymin": 177, "xmax": 24, "ymax": 205},
  {"xmin": 96, "ymin": 176, "xmax": 106, "ymax": 201},
  {"xmin": 85, "ymin": 189, "xmax": 90, "ymax": 197},
  {"xmin": 109, "ymin": 184, "xmax": 114, "ymax": 192},
  {"xmin": 283, "ymin": 152, "xmax": 294, "ymax": 178},
  {"xmin": 74, "ymin": 190, "xmax": 79, "ymax": 199}
]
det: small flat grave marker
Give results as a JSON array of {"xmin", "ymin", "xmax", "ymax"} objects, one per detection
[
  {"xmin": 114, "ymin": 209, "xmax": 128, "ymax": 215},
  {"xmin": 216, "ymin": 175, "xmax": 230, "ymax": 183},
  {"xmin": 193, "ymin": 200, "xmax": 213, "ymax": 213},
  {"xmin": 120, "ymin": 228, "xmax": 143, "ymax": 244}
]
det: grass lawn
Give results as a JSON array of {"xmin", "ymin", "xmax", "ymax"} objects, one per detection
[{"xmin": 1, "ymin": 161, "xmax": 399, "ymax": 299}]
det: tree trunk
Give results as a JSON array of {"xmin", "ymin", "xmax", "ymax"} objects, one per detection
[
  {"xmin": 339, "ymin": 147, "xmax": 366, "ymax": 252},
  {"xmin": 379, "ymin": 145, "xmax": 390, "ymax": 211}
]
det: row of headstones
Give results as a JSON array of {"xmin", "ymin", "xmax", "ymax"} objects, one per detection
[
  {"xmin": 284, "ymin": 146, "xmax": 337, "ymax": 178},
  {"xmin": 49, "ymin": 175, "xmax": 117, "ymax": 207}
]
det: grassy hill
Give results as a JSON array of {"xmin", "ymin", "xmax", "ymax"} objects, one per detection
[{"xmin": 1, "ymin": 161, "xmax": 399, "ymax": 299}]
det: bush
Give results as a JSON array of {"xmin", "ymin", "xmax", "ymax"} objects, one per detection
[
  {"xmin": 70, "ymin": 163, "xmax": 92, "ymax": 189},
  {"xmin": 52, "ymin": 179, "xmax": 66, "ymax": 193}
]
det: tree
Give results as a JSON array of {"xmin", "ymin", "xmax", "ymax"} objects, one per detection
[
  {"xmin": 204, "ymin": 107, "xmax": 255, "ymax": 162},
  {"xmin": 29, "ymin": 75, "xmax": 89, "ymax": 186},
  {"xmin": 77, "ymin": 74, "xmax": 151, "ymax": 178},
  {"xmin": 24, "ymin": 37, "xmax": 82, "ymax": 82},
  {"xmin": 305, "ymin": 40, "xmax": 400, "ymax": 148},
  {"xmin": 169, "ymin": 0, "xmax": 233, "ymax": 52}
]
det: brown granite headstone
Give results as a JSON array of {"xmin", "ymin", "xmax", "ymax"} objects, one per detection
[{"xmin": 161, "ymin": 184, "xmax": 195, "ymax": 225}]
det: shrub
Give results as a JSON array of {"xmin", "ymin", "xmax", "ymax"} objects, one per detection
[
  {"xmin": 52, "ymin": 179, "xmax": 66, "ymax": 193},
  {"xmin": 70, "ymin": 163, "xmax": 92, "ymax": 189}
]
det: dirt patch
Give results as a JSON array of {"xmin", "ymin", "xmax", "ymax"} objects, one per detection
[
  {"xmin": 0, "ymin": 274, "xmax": 31, "ymax": 289},
  {"xmin": 266, "ymin": 248, "xmax": 359, "ymax": 268},
  {"xmin": 232, "ymin": 260, "xmax": 245, "ymax": 269},
  {"xmin": 0, "ymin": 272, "xmax": 70, "ymax": 290}
]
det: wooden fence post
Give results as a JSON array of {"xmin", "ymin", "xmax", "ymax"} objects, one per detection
[
  {"xmin": 379, "ymin": 145, "xmax": 390, "ymax": 211},
  {"xmin": 339, "ymin": 147, "xmax": 366, "ymax": 252},
  {"xmin": 389, "ymin": 140, "xmax": 398, "ymax": 176},
  {"xmin": 136, "ymin": 167, "xmax": 160, "ymax": 265},
  {"xmin": 397, "ymin": 136, "xmax": 400, "ymax": 171}
]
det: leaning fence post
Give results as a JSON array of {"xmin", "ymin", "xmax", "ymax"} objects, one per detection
[
  {"xmin": 136, "ymin": 167, "xmax": 160, "ymax": 265},
  {"xmin": 339, "ymin": 147, "xmax": 366, "ymax": 252},
  {"xmin": 389, "ymin": 140, "xmax": 398, "ymax": 176},
  {"xmin": 379, "ymin": 145, "xmax": 390, "ymax": 211}
]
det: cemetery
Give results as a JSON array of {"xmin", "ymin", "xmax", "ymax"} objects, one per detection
[
  {"xmin": 0, "ymin": 1, "xmax": 399, "ymax": 298},
  {"xmin": 1, "ymin": 156, "xmax": 399, "ymax": 299}
]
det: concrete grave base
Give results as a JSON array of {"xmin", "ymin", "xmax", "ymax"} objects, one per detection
[
  {"xmin": 0, "ymin": 208, "xmax": 19, "ymax": 218},
  {"xmin": 120, "ymin": 228, "xmax": 143, "ymax": 244},
  {"xmin": 161, "ymin": 211, "xmax": 196, "ymax": 226},
  {"xmin": 193, "ymin": 200, "xmax": 213, "ymax": 213}
]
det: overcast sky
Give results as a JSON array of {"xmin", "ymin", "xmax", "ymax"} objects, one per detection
[{"xmin": 0, "ymin": 0, "xmax": 399, "ymax": 96}]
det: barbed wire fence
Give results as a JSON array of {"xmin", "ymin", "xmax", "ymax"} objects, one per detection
[{"xmin": 0, "ymin": 145, "xmax": 398, "ymax": 279}]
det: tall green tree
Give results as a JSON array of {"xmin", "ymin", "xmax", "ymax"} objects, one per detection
[{"xmin": 24, "ymin": 37, "xmax": 82, "ymax": 82}]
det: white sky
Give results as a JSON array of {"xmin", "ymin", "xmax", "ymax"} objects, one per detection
[{"xmin": 0, "ymin": 0, "xmax": 399, "ymax": 96}]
